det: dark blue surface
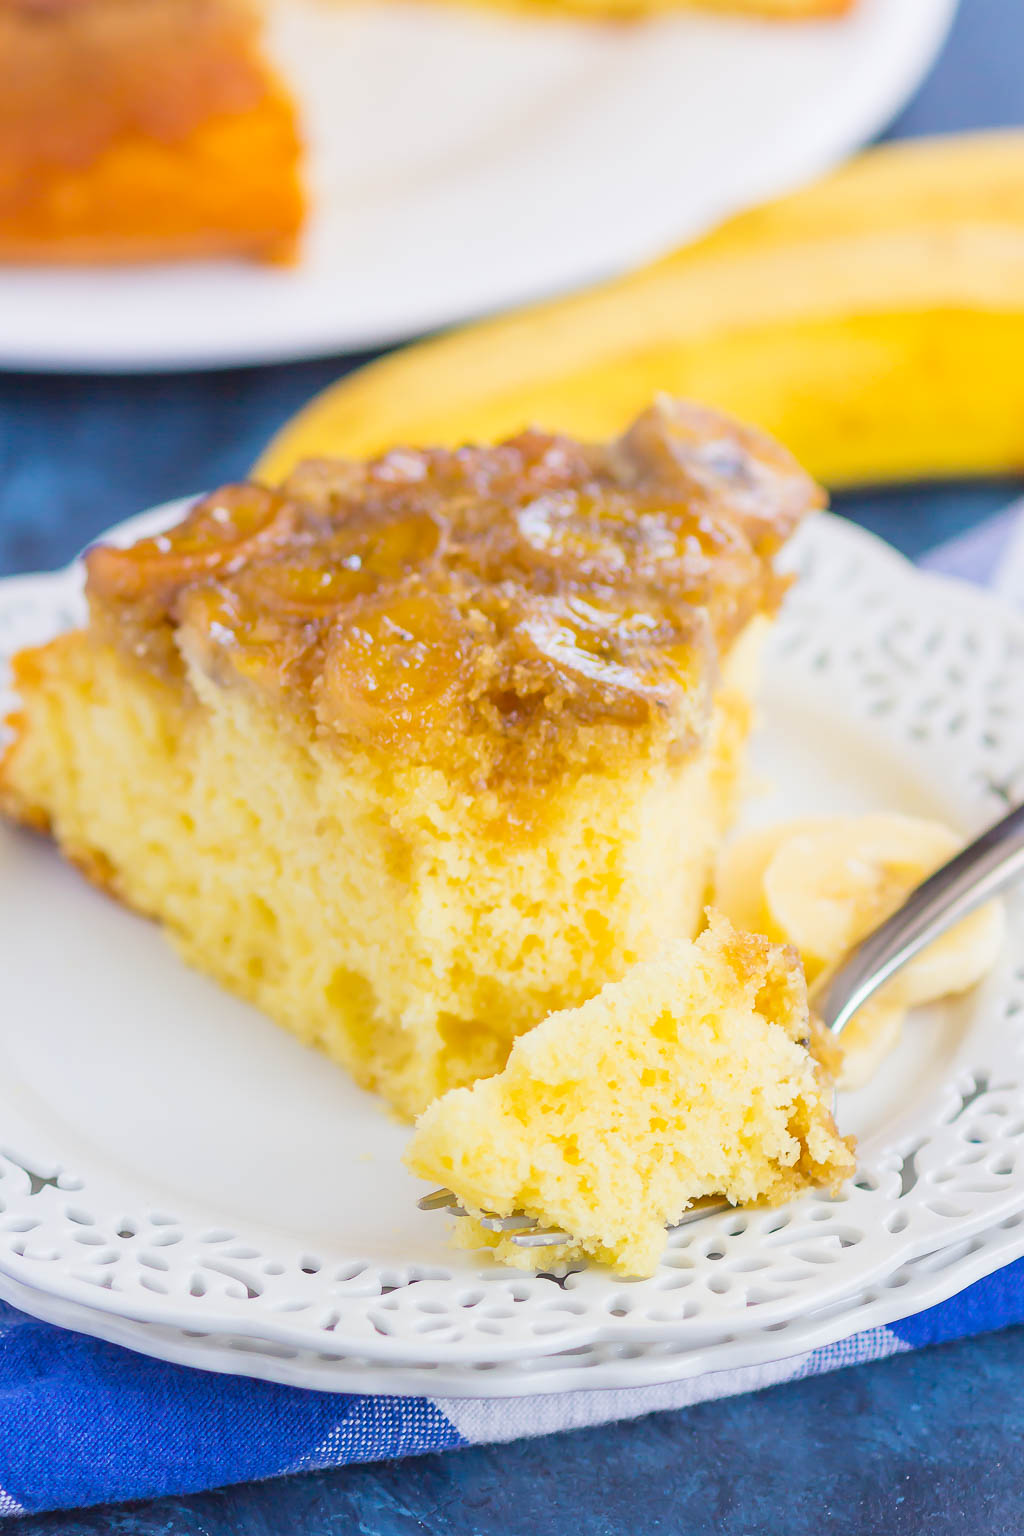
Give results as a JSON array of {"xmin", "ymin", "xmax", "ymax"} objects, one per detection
[
  {"xmin": 5, "ymin": 1326, "xmax": 1024, "ymax": 1536},
  {"xmin": 1, "ymin": 0, "xmax": 1023, "ymax": 1529}
]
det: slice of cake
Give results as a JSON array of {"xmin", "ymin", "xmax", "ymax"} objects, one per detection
[
  {"xmin": 0, "ymin": 399, "xmax": 821, "ymax": 1119},
  {"xmin": 407, "ymin": 913, "xmax": 855, "ymax": 1276},
  {"xmin": 0, "ymin": 0, "xmax": 303, "ymax": 263},
  {"xmin": 0, "ymin": 0, "xmax": 853, "ymax": 268}
]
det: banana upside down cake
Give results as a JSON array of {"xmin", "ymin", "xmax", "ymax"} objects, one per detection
[{"xmin": 1, "ymin": 399, "xmax": 822, "ymax": 1123}]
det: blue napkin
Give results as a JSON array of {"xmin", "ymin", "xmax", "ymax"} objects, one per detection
[
  {"xmin": 2, "ymin": 1267, "xmax": 1023, "ymax": 1519},
  {"xmin": 2, "ymin": 505, "xmax": 1023, "ymax": 1520}
]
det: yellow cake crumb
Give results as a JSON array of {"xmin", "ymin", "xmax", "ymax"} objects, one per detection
[{"xmin": 406, "ymin": 912, "xmax": 855, "ymax": 1276}]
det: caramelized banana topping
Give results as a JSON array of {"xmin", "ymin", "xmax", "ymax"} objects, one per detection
[{"xmin": 84, "ymin": 400, "xmax": 821, "ymax": 785}]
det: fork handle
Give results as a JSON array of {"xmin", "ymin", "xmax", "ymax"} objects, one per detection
[{"xmin": 814, "ymin": 800, "xmax": 1024, "ymax": 1038}]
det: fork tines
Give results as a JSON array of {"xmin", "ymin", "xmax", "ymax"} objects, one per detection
[
  {"xmin": 418, "ymin": 1188, "xmax": 734, "ymax": 1249},
  {"xmin": 418, "ymin": 1188, "xmax": 571, "ymax": 1244}
]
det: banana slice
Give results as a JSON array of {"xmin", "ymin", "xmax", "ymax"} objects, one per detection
[
  {"xmin": 762, "ymin": 814, "xmax": 960, "ymax": 968},
  {"xmin": 715, "ymin": 817, "xmax": 836, "ymax": 939},
  {"xmin": 762, "ymin": 813, "xmax": 1004, "ymax": 1003},
  {"xmin": 831, "ymin": 995, "xmax": 906, "ymax": 1093},
  {"xmin": 713, "ymin": 811, "xmax": 1004, "ymax": 1089},
  {"xmin": 888, "ymin": 902, "xmax": 1006, "ymax": 1008}
]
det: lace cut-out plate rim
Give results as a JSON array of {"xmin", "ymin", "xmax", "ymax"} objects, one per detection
[
  {"xmin": 0, "ymin": 1202, "xmax": 1020, "ymax": 1398},
  {"xmin": 1, "ymin": 505, "xmax": 1024, "ymax": 1392}
]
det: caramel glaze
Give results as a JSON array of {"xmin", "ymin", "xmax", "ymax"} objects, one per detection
[
  {"xmin": 0, "ymin": 0, "xmax": 270, "ymax": 173},
  {"xmin": 85, "ymin": 401, "xmax": 824, "ymax": 792}
]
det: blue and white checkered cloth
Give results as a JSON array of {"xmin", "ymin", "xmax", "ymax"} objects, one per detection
[{"xmin": 1, "ymin": 502, "xmax": 1023, "ymax": 1520}]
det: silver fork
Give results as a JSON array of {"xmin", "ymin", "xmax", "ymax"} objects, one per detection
[{"xmin": 419, "ymin": 800, "xmax": 1024, "ymax": 1248}]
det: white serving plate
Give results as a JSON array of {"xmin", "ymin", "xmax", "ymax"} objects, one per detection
[
  {"xmin": 2, "ymin": 1208, "xmax": 1023, "ymax": 1401},
  {"xmin": 1, "ymin": 505, "xmax": 1023, "ymax": 1397},
  {"xmin": 0, "ymin": 0, "xmax": 955, "ymax": 371}
]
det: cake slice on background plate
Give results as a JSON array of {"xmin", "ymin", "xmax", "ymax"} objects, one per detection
[
  {"xmin": 0, "ymin": 399, "xmax": 820, "ymax": 1119},
  {"xmin": 0, "ymin": 0, "xmax": 303, "ymax": 263},
  {"xmin": 0, "ymin": 0, "xmax": 855, "ymax": 266},
  {"xmin": 407, "ymin": 913, "xmax": 855, "ymax": 1277}
]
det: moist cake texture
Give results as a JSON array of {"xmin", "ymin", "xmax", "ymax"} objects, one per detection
[
  {"xmin": 0, "ymin": 400, "xmax": 822, "ymax": 1118},
  {"xmin": 407, "ymin": 913, "xmax": 855, "ymax": 1276}
]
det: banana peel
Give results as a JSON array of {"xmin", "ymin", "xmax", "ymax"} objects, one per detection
[{"xmin": 258, "ymin": 131, "xmax": 1024, "ymax": 489}]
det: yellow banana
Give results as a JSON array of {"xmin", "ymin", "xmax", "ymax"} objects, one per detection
[
  {"xmin": 258, "ymin": 131, "xmax": 1024, "ymax": 488},
  {"xmin": 714, "ymin": 816, "xmax": 833, "ymax": 938},
  {"xmin": 762, "ymin": 814, "xmax": 965, "ymax": 969}
]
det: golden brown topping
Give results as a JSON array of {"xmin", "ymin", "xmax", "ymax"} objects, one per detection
[
  {"xmin": 0, "ymin": 0, "xmax": 271, "ymax": 170},
  {"xmin": 87, "ymin": 485, "xmax": 296, "ymax": 602},
  {"xmin": 504, "ymin": 592, "xmax": 708, "ymax": 729},
  {"xmin": 84, "ymin": 399, "xmax": 822, "ymax": 784},
  {"xmin": 320, "ymin": 582, "xmax": 476, "ymax": 747}
]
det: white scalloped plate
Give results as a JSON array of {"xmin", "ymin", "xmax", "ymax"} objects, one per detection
[
  {"xmin": 0, "ymin": 0, "xmax": 955, "ymax": 370},
  {"xmin": 2, "ymin": 1206, "xmax": 1023, "ymax": 1399},
  {"xmin": 2, "ymin": 506, "xmax": 1024, "ymax": 1398}
]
